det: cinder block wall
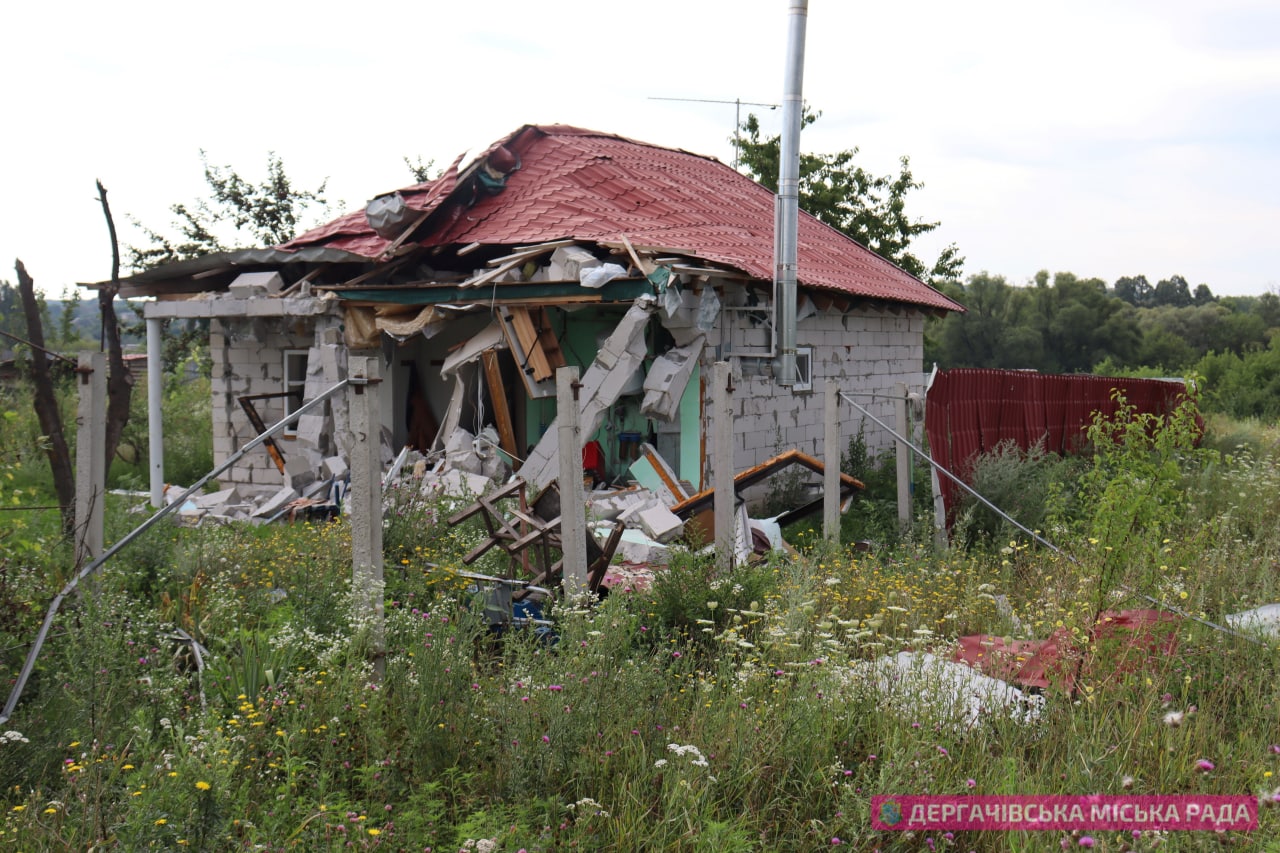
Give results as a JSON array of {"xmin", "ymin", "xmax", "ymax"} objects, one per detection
[
  {"xmin": 701, "ymin": 304, "xmax": 927, "ymax": 503},
  {"xmin": 209, "ymin": 317, "xmax": 317, "ymax": 495}
]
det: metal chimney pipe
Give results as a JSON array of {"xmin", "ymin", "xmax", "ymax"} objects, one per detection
[{"xmin": 775, "ymin": 0, "xmax": 808, "ymax": 386}]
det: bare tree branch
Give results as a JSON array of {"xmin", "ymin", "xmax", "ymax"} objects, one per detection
[
  {"xmin": 95, "ymin": 180, "xmax": 135, "ymax": 469},
  {"xmin": 15, "ymin": 259, "xmax": 75, "ymax": 533}
]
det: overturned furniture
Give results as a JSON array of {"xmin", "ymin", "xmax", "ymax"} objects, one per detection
[{"xmin": 445, "ymin": 478, "xmax": 623, "ymax": 594}]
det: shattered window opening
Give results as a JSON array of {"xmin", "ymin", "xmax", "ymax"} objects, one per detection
[{"xmin": 283, "ymin": 349, "xmax": 309, "ymax": 436}]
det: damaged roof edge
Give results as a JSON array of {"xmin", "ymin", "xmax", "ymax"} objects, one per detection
[{"xmin": 79, "ymin": 247, "xmax": 371, "ymax": 292}]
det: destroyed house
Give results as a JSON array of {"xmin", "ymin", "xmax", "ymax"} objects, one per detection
[{"xmin": 111, "ymin": 124, "xmax": 963, "ymax": 514}]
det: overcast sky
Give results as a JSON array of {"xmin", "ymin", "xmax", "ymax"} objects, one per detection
[{"xmin": 3, "ymin": 0, "xmax": 1277, "ymax": 298}]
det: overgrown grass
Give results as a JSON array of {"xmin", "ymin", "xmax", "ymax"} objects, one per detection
[{"xmin": 3, "ymin": 410, "xmax": 1280, "ymax": 850}]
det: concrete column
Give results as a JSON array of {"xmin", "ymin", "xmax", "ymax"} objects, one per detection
[
  {"xmin": 348, "ymin": 356, "xmax": 384, "ymax": 680},
  {"xmin": 824, "ymin": 378, "xmax": 840, "ymax": 543},
  {"xmin": 556, "ymin": 366, "xmax": 588, "ymax": 591},
  {"xmin": 713, "ymin": 361, "xmax": 734, "ymax": 571},
  {"xmin": 895, "ymin": 381, "xmax": 911, "ymax": 532},
  {"xmin": 74, "ymin": 351, "xmax": 106, "ymax": 569},
  {"xmin": 146, "ymin": 316, "xmax": 165, "ymax": 507}
]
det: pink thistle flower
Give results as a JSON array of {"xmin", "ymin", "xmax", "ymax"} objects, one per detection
[
  {"xmin": 1196, "ymin": 759, "xmax": 1215, "ymax": 772},
  {"xmin": 966, "ymin": 779, "xmax": 976, "ymax": 788},
  {"xmin": 1078, "ymin": 836, "xmax": 1095, "ymax": 848}
]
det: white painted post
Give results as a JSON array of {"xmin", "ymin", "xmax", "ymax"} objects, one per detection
[
  {"xmin": 348, "ymin": 356, "xmax": 385, "ymax": 680},
  {"xmin": 895, "ymin": 381, "xmax": 911, "ymax": 533},
  {"xmin": 146, "ymin": 316, "xmax": 165, "ymax": 507},
  {"xmin": 713, "ymin": 361, "xmax": 735, "ymax": 571},
  {"xmin": 824, "ymin": 378, "xmax": 840, "ymax": 543},
  {"xmin": 74, "ymin": 352, "xmax": 106, "ymax": 568},
  {"xmin": 556, "ymin": 366, "xmax": 588, "ymax": 591}
]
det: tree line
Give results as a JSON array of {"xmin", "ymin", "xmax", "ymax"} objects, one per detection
[{"xmin": 926, "ymin": 271, "xmax": 1280, "ymax": 419}]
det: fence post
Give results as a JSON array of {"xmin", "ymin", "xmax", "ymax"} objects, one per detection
[
  {"xmin": 895, "ymin": 381, "xmax": 912, "ymax": 533},
  {"xmin": 146, "ymin": 316, "xmax": 166, "ymax": 508},
  {"xmin": 74, "ymin": 351, "xmax": 106, "ymax": 568},
  {"xmin": 349, "ymin": 356, "xmax": 385, "ymax": 681},
  {"xmin": 713, "ymin": 361, "xmax": 735, "ymax": 571},
  {"xmin": 824, "ymin": 379, "xmax": 840, "ymax": 542},
  {"xmin": 557, "ymin": 366, "xmax": 588, "ymax": 591}
]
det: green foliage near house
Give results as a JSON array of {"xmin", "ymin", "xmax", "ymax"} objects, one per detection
[
  {"xmin": 735, "ymin": 109, "xmax": 963, "ymax": 284},
  {"xmin": 128, "ymin": 152, "xmax": 331, "ymax": 270}
]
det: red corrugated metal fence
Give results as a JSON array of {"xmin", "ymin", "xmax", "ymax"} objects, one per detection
[{"xmin": 924, "ymin": 369, "xmax": 1193, "ymax": 525}]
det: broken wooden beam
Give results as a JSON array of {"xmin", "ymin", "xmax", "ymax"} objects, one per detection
[{"xmin": 670, "ymin": 449, "xmax": 864, "ymax": 519}]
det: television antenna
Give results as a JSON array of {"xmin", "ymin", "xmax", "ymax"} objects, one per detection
[{"xmin": 648, "ymin": 96, "xmax": 780, "ymax": 168}]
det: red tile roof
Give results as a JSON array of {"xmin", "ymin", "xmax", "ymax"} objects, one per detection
[{"xmin": 283, "ymin": 125, "xmax": 962, "ymax": 312}]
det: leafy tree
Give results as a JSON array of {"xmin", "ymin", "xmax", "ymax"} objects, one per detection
[
  {"xmin": 1027, "ymin": 272, "xmax": 1140, "ymax": 373},
  {"xmin": 735, "ymin": 109, "xmax": 962, "ymax": 284},
  {"xmin": 129, "ymin": 151, "xmax": 330, "ymax": 270},
  {"xmin": 928, "ymin": 273, "xmax": 1042, "ymax": 367},
  {"xmin": 1153, "ymin": 275, "xmax": 1193, "ymax": 308},
  {"xmin": 1113, "ymin": 275, "xmax": 1153, "ymax": 307},
  {"xmin": 1192, "ymin": 283, "xmax": 1215, "ymax": 306},
  {"xmin": 929, "ymin": 270, "xmax": 1141, "ymax": 373}
]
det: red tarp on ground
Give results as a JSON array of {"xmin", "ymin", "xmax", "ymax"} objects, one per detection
[
  {"xmin": 952, "ymin": 609, "xmax": 1182, "ymax": 694},
  {"xmin": 924, "ymin": 369, "xmax": 1193, "ymax": 525}
]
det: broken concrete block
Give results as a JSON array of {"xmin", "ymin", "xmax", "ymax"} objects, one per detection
[
  {"xmin": 638, "ymin": 504, "xmax": 684, "ymax": 544},
  {"xmin": 323, "ymin": 456, "xmax": 348, "ymax": 481},
  {"xmin": 284, "ymin": 457, "xmax": 316, "ymax": 490},
  {"xmin": 194, "ymin": 486, "xmax": 239, "ymax": 510},
  {"xmin": 228, "ymin": 271, "xmax": 284, "ymax": 298},
  {"xmin": 588, "ymin": 487, "xmax": 654, "ymax": 521},
  {"xmin": 253, "ymin": 485, "xmax": 300, "ymax": 518},
  {"xmin": 617, "ymin": 495, "xmax": 661, "ymax": 526},
  {"xmin": 301, "ymin": 448, "xmax": 326, "ymax": 472},
  {"xmin": 641, "ymin": 338, "xmax": 705, "ymax": 422},
  {"xmin": 444, "ymin": 428, "xmax": 483, "ymax": 474},
  {"xmin": 615, "ymin": 527, "xmax": 671, "ymax": 565},
  {"xmin": 294, "ymin": 413, "xmax": 327, "ymax": 448},
  {"xmin": 549, "ymin": 245, "xmax": 600, "ymax": 281},
  {"xmin": 658, "ymin": 288, "xmax": 705, "ymax": 347},
  {"xmin": 422, "ymin": 469, "xmax": 491, "ymax": 499}
]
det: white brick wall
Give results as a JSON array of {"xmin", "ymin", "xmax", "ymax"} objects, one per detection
[
  {"xmin": 209, "ymin": 317, "xmax": 319, "ymax": 490},
  {"xmin": 700, "ymin": 304, "xmax": 928, "ymax": 502}
]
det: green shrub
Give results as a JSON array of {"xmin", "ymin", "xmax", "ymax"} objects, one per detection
[{"xmin": 953, "ymin": 439, "xmax": 1084, "ymax": 547}]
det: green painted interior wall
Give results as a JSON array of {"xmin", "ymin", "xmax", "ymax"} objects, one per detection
[{"xmin": 521, "ymin": 309, "xmax": 653, "ymax": 482}]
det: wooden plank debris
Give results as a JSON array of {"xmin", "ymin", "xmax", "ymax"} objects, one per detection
[
  {"xmin": 505, "ymin": 306, "xmax": 565, "ymax": 382},
  {"xmin": 481, "ymin": 349, "xmax": 518, "ymax": 457},
  {"xmin": 670, "ymin": 449, "xmax": 864, "ymax": 519}
]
